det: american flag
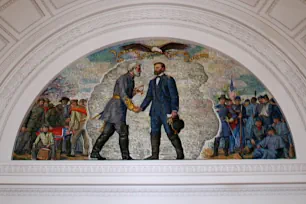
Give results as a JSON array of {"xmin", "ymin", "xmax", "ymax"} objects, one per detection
[{"xmin": 228, "ymin": 77, "xmax": 236, "ymax": 101}]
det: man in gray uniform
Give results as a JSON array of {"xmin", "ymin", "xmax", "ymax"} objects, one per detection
[{"xmin": 90, "ymin": 62, "xmax": 142, "ymax": 160}]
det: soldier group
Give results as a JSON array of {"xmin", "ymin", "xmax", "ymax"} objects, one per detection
[
  {"xmin": 214, "ymin": 94, "xmax": 294, "ymax": 159},
  {"xmin": 14, "ymin": 96, "xmax": 89, "ymax": 159}
]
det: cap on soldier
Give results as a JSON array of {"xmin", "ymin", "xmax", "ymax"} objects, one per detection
[
  {"xmin": 59, "ymin": 97, "xmax": 70, "ymax": 102},
  {"xmin": 235, "ymin": 96, "xmax": 241, "ymax": 101},
  {"xmin": 42, "ymin": 124, "xmax": 49, "ymax": 128},
  {"xmin": 255, "ymin": 117, "xmax": 262, "ymax": 122},
  {"xmin": 218, "ymin": 94, "xmax": 227, "ymax": 100},
  {"xmin": 267, "ymin": 126, "xmax": 276, "ymax": 132},
  {"xmin": 37, "ymin": 98, "xmax": 45, "ymax": 103}
]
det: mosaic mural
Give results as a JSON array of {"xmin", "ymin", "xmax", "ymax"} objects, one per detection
[{"xmin": 12, "ymin": 39, "xmax": 295, "ymax": 160}]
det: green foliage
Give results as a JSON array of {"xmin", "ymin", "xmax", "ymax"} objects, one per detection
[
  {"xmin": 188, "ymin": 45, "xmax": 204, "ymax": 56},
  {"xmin": 222, "ymin": 84, "xmax": 229, "ymax": 93},
  {"xmin": 87, "ymin": 48, "xmax": 117, "ymax": 63},
  {"xmin": 238, "ymin": 74, "xmax": 266, "ymax": 95}
]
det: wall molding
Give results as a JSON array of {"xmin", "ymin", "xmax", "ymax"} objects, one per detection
[{"xmin": 1, "ymin": 184, "xmax": 306, "ymax": 196}]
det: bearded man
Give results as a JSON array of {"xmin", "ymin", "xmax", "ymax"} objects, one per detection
[
  {"xmin": 137, "ymin": 62, "xmax": 184, "ymax": 160},
  {"xmin": 90, "ymin": 62, "xmax": 142, "ymax": 160}
]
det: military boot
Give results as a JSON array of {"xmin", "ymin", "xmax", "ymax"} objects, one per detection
[
  {"xmin": 145, "ymin": 134, "xmax": 161, "ymax": 160},
  {"xmin": 213, "ymin": 138, "xmax": 220, "ymax": 157},
  {"xmin": 90, "ymin": 131, "xmax": 112, "ymax": 160},
  {"xmin": 168, "ymin": 134, "xmax": 184, "ymax": 160},
  {"xmin": 224, "ymin": 138, "xmax": 229, "ymax": 156},
  {"xmin": 119, "ymin": 124, "xmax": 133, "ymax": 160}
]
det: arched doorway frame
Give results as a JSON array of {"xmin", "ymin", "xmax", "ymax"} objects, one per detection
[{"xmin": 0, "ymin": 1, "xmax": 306, "ymax": 200}]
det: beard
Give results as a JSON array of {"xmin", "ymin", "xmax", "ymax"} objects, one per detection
[
  {"xmin": 133, "ymin": 69, "xmax": 141, "ymax": 77},
  {"xmin": 154, "ymin": 70, "xmax": 163, "ymax": 75}
]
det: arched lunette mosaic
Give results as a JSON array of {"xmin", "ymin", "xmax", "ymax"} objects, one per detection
[{"xmin": 12, "ymin": 39, "xmax": 295, "ymax": 161}]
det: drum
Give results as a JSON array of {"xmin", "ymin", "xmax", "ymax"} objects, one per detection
[{"xmin": 37, "ymin": 148, "xmax": 50, "ymax": 160}]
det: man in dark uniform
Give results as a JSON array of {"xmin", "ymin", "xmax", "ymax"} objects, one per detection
[
  {"xmin": 243, "ymin": 118, "xmax": 266, "ymax": 154},
  {"xmin": 232, "ymin": 96, "xmax": 247, "ymax": 149},
  {"xmin": 90, "ymin": 62, "xmax": 142, "ymax": 160},
  {"xmin": 270, "ymin": 98, "xmax": 283, "ymax": 122},
  {"xmin": 214, "ymin": 95, "xmax": 236, "ymax": 156},
  {"xmin": 271, "ymin": 116, "xmax": 292, "ymax": 158},
  {"xmin": 15, "ymin": 98, "xmax": 45, "ymax": 155},
  {"xmin": 55, "ymin": 98, "xmax": 71, "ymax": 154},
  {"xmin": 246, "ymin": 127, "xmax": 285, "ymax": 159},
  {"xmin": 59, "ymin": 97, "xmax": 70, "ymax": 120},
  {"xmin": 45, "ymin": 104, "xmax": 65, "ymax": 128},
  {"xmin": 138, "ymin": 62, "xmax": 184, "ymax": 160},
  {"xmin": 255, "ymin": 95, "xmax": 272, "ymax": 129}
]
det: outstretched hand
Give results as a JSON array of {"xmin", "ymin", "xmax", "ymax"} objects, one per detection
[{"xmin": 133, "ymin": 106, "xmax": 142, "ymax": 113}]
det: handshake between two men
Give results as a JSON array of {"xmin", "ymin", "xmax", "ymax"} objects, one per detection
[{"xmin": 90, "ymin": 62, "xmax": 184, "ymax": 160}]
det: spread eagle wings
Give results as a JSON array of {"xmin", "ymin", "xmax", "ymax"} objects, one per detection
[
  {"xmin": 159, "ymin": 42, "xmax": 188, "ymax": 52},
  {"xmin": 121, "ymin": 43, "xmax": 152, "ymax": 52},
  {"xmin": 121, "ymin": 42, "xmax": 189, "ymax": 52}
]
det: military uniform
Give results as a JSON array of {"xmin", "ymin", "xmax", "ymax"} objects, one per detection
[
  {"xmin": 140, "ymin": 73, "xmax": 184, "ymax": 160},
  {"xmin": 272, "ymin": 121, "xmax": 292, "ymax": 158},
  {"xmin": 232, "ymin": 102, "xmax": 247, "ymax": 148},
  {"xmin": 91, "ymin": 72, "xmax": 137, "ymax": 160},
  {"xmin": 214, "ymin": 100, "xmax": 236, "ymax": 156},
  {"xmin": 245, "ymin": 103, "xmax": 256, "ymax": 138},
  {"xmin": 45, "ymin": 107, "xmax": 65, "ymax": 127},
  {"xmin": 245, "ymin": 125, "xmax": 266, "ymax": 150},
  {"xmin": 15, "ymin": 104, "xmax": 44, "ymax": 154},
  {"xmin": 255, "ymin": 102, "xmax": 272, "ymax": 129},
  {"xmin": 252, "ymin": 133, "xmax": 285, "ymax": 159}
]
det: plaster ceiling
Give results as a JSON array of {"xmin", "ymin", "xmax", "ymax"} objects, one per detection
[{"xmin": 0, "ymin": 0, "xmax": 305, "ymax": 60}]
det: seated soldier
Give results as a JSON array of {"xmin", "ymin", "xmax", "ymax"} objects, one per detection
[
  {"xmin": 243, "ymin": 127, "xmax": 285, "ymax": 159},
  {"xmin": 32, "ymin": 124, "xmax": 55, "ymax": 160},
  {"xmin": 244, "ymin": 118, "xmax": 266, "ymax": 154},
  {"xmin": 271, "ymin": 116, "xmax": 293, "ymax": 158}
]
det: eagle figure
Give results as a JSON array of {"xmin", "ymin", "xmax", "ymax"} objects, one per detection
[{"xmin": 121, "ymin": 42, "xmax": 189, "ymax": 57}]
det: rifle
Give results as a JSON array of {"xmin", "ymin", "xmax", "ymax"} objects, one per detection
[{"xmin": 239, "ymin": 105, "xmax": 243, "ymax": 153}]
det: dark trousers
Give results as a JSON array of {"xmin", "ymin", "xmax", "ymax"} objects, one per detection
[
  {"xmin": 54, "ymin": 135, "xmax": 71, "ymax": 155},
  {"xmin": 91, "ymin": 122, "xmax": 131, "ymax": 159},
  {"xmin": 149, "ymin": 114, "xmax": 184, "ymax": 159},
  {"xmin": 15, "ymin": 131, "xmax": 37, "ymax": 154},
  {"xmin": 214, "ymin": 137, "xmax": 229, "ymax": 156},
  {"xmin": 150, "ymin": 114, "xmax": 172, "ymax": 135}
]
